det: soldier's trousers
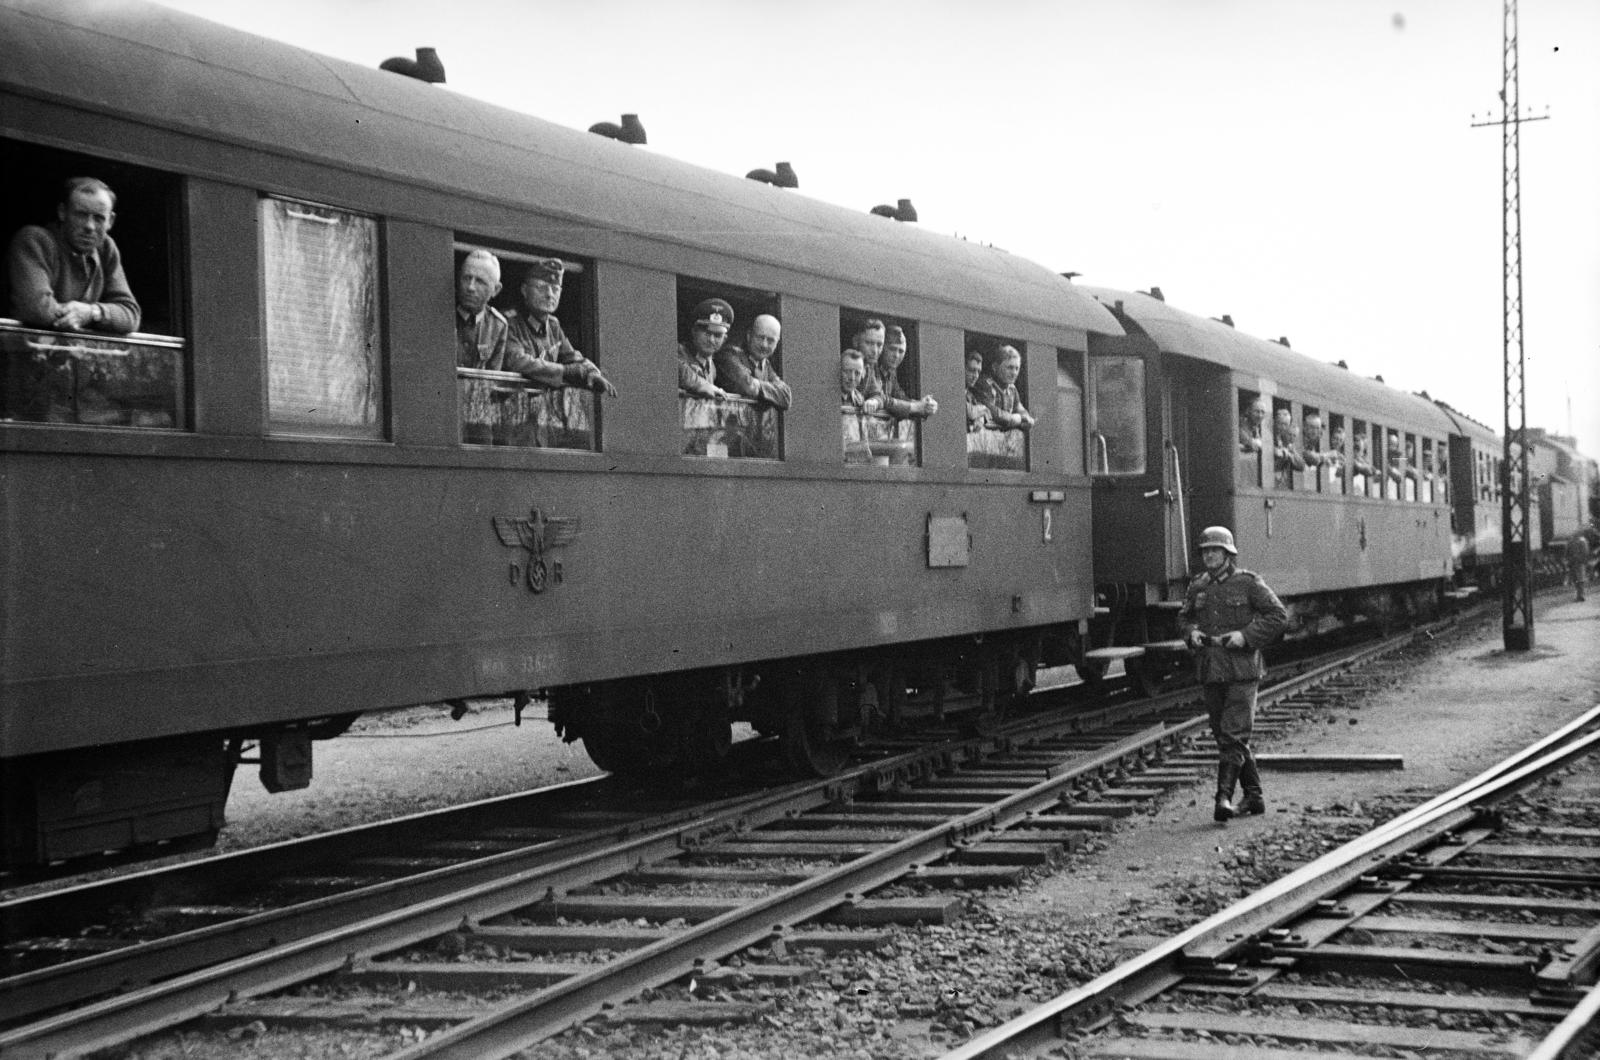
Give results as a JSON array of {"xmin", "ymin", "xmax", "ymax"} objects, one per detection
[{"xmin": 1201, "ymin": 680, "xmax": 1257, "ymax": 768}]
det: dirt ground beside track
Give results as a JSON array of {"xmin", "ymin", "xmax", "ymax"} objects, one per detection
[
  {"xmin": 218, "ymin": 700, "xmax": 606, "ymax": 853},
  {"xmin": 999, "ymin": 587, "xmax": 1600, "ymax": 931}
]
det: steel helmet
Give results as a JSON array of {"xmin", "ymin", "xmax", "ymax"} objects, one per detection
[{"xmin": 1197, "ymin": 526, "xmax": 1238, "ymax": 555}]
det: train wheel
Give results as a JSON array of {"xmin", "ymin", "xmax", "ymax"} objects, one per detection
[
  {"xmin": 578, "ymin": 683, "xmax": 684, "ymax": 777},
  {"xmin": 581, "ymin": 727, "xmax": 650, "ymax": 775},
  {"xmin": 1125, "ymin": 657, "xmax": 1163, "ymax": 698},
  {"xmin": 959, "ymin": 658, "xmax": 1005, "ymax": 737},
  {"xmin": 783, "ymin": 710, "xmax": 853, "ymax": 776},
  {"xmin": 1074, "ymin": 658, "xmax": 1108, "ymax": 692},
  {"xmin": 781, "ymin": 676, "xmax": 855, "ymax": 777}
]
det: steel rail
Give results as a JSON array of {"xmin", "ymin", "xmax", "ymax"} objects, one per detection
[
  {"xmin": 941, "ymin": 704, "xmax": 1600, "ymax": 1060},
  {"xmin": 0, "ymin": 770, "xmax": 850, "ymax": 1056},
  {"xmin": 0, "ymin": 603, "xmax": 1431, "ymax": 1031},
  {"xmin": 385, "ymin": 723, "xmax": 1188, "ymax": 1060},
  {"xmin": 0, "ymin": 619, "xmax": 1450, "ymax": 1053},
  {"xmin": 0, "ymin": 722, "xmax": 982, "ymax": 1024},
  {"xmin": 1527, "ymin": 977, "xmax": 1600, "ymax": 1060},
  {"xmin": 0, "ymin": 721, "xmax": 1179, "ymax": 1059},
  {"xmin": 0, "ymin": 776, "xmax": 622, "ymax": 1017}
]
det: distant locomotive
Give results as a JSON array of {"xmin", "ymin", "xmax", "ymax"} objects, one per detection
[{"xmin": 1, "ymin": 0, "xmax": 1589, "ymax": 870}]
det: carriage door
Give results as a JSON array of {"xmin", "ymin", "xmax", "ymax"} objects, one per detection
[{"xmin": 1158, "ymin": 365, "xmax": 1192, "ymax": 590}]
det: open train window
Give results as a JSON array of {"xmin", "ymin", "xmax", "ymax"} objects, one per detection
[
  {"xmin": 1235, "ymin": 388, "xmax": 1264, "ymax": 486},
  {"xmin": 453, "ymin": 240, "xmax": 601, "ymax": 451},
  {"xmin": 1, "ymin": 138, "xmax": 187, "ymax": 429},
  {"xmin": 676, "ymin": 278, "xmax": 784, "ymax": 460},
  {"xmin": 841, "ymin": 310, "xmax": 923, "ymax": 467},
  {"xmin": 1087, "ymin": 356, "xmax": 1146, "ymax": 477},
  {"xmin": 1351, "ymin": 419, "xmax": 1375, "ymax": 496},
  {"xmin": 1325, "ymin": 412, "xmax": 1348, "ymax": 494},
  {"xmin": 1270, "ymin": 397, "xmax": 1300, "ymax": 490},
  {"xmin": 1299, "ymin": 405, "xmax": 1324, "ymax": 492},
  {"xmin": 1382, "ymin": 428, "xmax": 1407, "ymax": 500},
  {"xmin": 1427, "ymin": 438, "xmax": 1440, "ymax": 505},
  {"xmin": 965, "ymin": 331, "xmax": 1031, "ymax": 471},
  {"xmin": 1402, "ymin": 433, "xmax": 1420, "ymax": 501},
  {"xmin": 262, "ymin": 196, "xmax": 383, "ymax": 439},
  {"xmin": 1431, "ymin": 439, "xmax": 1449, "ymax": 504},
  {"xmin": 1056, "ymin": 350, "xmax": 1085, "ymax": 475}
]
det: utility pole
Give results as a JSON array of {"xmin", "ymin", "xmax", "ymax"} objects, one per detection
[{"xmin": 1471, "ymin": 0, "xmax": 1547, "ymax": 651}]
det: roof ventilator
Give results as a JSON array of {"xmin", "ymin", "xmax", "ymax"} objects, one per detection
[
  {"xmin": 870, "ymin": 198, "xmax": 918, "ymax": 222},
  {"xmin": 378, "ymin": 47, "xmax": 445, "ymax": 84},
  {"xmin": 589, "ymin": 114, "xmax": 647, "ymax": 145},
  {"xmin": 747, "ymin": 162, "xmax": 799, "ymax": 188}
]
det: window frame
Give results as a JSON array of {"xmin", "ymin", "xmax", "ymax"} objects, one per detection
[
  {"xmin": 452, "ymin": 239, "xmax": 603, "ymax": 453},
  {"xmin": 261, "ymin": 194, "xmax": 386, "ymax": 441},
  {"xmin": 1086, "ymin": 354, "xmax": 1149, "ymax": 478}
]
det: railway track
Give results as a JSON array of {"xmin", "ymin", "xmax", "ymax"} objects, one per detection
[
  {"xmin": 0, "ymin": 616, "xmax": 1477, "ymax": 1059},
  {"xmin": 944, "ymin": 705, "xmax": 1600, "ymax": 1060}
]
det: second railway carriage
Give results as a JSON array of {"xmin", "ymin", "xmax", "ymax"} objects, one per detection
[
  {"xmin": 1075, "ymin": 288, "xmax": 1459, "ymax": 690},
  {"xmin": 0, "ymin": 0, "xmax": 1122, "ymax": 866}
]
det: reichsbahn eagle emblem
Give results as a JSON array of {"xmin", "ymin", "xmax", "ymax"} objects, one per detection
[{"xmin": 493, "ymin": 507, "xmax": 580, "ymax": 593}]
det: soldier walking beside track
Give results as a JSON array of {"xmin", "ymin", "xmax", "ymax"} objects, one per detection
[{"xmin": 1177, "ymin": 526, "xmax": 1290, "ymax": 824}]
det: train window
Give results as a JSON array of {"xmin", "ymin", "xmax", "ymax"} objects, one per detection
[
  {"xmin": 1055, "ymin": 350, "xmax": 1085, "ymax": 475},
  {"xmin": 1088, "ymin": 357, "xmax": 1146, "ymax": 476},
  {"xmin": 1427, "ymin": 438, "xmax": 1440, "ymax": 505},
  {"xmin": 1235, "ymin": 388, "xmax": 1265, "ymax": 486},
  {"xmin": 453, "ymin": 241, "xmax": 601, "ymax": 451},
  {"xmin": 677, "ymin": 279, "xmax": 784, "ymax": 460},
  {"xmin": 1382, "ymin": 429, "xmax": 1406, "ymax": 500},
  {"xmin": 1433, "ymin": 440, "xmax": 1449, "ymax": 504},
  {"xmin": 1299, "ymin": 405, "xmax": 1324, "ymax": 492},
  {"xmin": 1367, "ymin": 424, "xmax": 1388, "ymax": 499},
  {"xmin": 841, "ymin": 310, "xmax": 922, "ymax": 467},
  {"xmin": 1403, "ymin": 433, "xmax": 1420, "ymax": 501},
  {"xmin": 1325, "ymin": 413, "xmax": 1349, "ymax": 494},
  {"xmin": 262, "ymin": 196, "xmax": 383, "ymax": 439},
  {"xmin": 1, "ymin": 138, "xmax": 187, "ymax": 429},
  {"xmin": 965, "ymin": 331, "xmax": 1031, "ymax": 471},
  {"xmin": 1351, "ymin": 418, "xmax": 1374, "ymax": 496},
  {"xmin": 1376, "ymin": 424, "xmax": 1394, "ymax": 498},
  {"xmin": 1271, "ymin": 397, "xmax": 1300, "ymax": 490}
]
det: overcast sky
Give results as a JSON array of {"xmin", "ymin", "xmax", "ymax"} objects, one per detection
[{"xmin": 152, "ymin": 0, "xmax": 1600, "ymax": 455}]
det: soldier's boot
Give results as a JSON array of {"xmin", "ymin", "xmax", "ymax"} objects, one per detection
[
  {"xmin": 1239, "ymin": 752, "xmax": 1266, "ymax": 816},
  {"xmin": 1213, "ymin": 760, "xmax": 1240, "ymax": 823}
]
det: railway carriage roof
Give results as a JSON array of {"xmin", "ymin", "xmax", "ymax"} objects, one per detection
[
  {"xmin": 1433, "ymin": 402, "xmax": 1501, "ymax": 446},
  {"xmin": 3, "ymin": 0, "xmax": 1121, "ymax": 339},
  {"xmin": 1084, "ymin": 287, "xmax": 1459, "ymax": 433}
]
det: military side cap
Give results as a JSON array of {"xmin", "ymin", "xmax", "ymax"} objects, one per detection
[
  {"xmin": 693, "ymin": 298, "xmax": 734, "ymax": 330},
  {"xmin": 527, "ymin": 257, "xmax": 565, "ymax": 284}
]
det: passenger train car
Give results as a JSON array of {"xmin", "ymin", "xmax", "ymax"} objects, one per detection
[{"xmin": 1, "ymin": 0, "xmax": 1119, "ymax": 866}]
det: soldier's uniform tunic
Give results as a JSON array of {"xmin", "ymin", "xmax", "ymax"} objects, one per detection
[{"xmin": 1176, "ymin": 562, "xmax": 1289, "ymax": 793}]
